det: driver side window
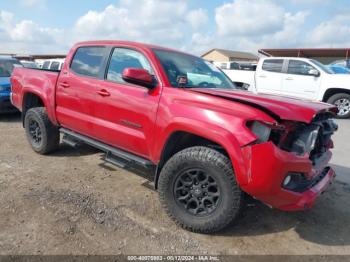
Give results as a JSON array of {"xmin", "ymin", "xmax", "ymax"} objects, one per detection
[
  {"xmin": 107, "ymin": 48, "xmax": 153, "ymax": 83},
  {"xmin": 287, "ymin": 60, "xmax": 317, "ymax": 76}
]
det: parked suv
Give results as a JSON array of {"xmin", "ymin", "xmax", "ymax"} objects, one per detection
[
  {"xmin": 224, "ymin": 57, "xmax": 350, "ymax": 118},
  {"xmin": 0, "ymin": 56, "xmax": 22, "ymax": 113},
  {"xmin": 330, "ymin": 59, "xmax": 350, "ymax": 69},
  {"xmin": 11, "ymin": 41, "xmax": 338, "ymax": 233}
]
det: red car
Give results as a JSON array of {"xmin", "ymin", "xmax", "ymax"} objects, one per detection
[{"xmin": 11, "ymin": 41, "xmax": 338, "ymax": 233}]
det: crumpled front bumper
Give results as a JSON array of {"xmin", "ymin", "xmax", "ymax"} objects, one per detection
[{"xmin": 241, "ymin": 141, "xmax": 335, "ymax": 211}]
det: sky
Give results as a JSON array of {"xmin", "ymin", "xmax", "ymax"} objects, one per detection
[{"xmin": 0, "ymin": 0, "xmax": 350, "ymax": 55}]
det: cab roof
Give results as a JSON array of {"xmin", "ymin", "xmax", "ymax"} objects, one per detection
[{"xmin": 74, "ymin": 40, "xmax": 194, "ymax": 57}]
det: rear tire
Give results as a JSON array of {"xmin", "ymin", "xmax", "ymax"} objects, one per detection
[
  {"xmin": 327, "ymin": 93, "xmax": 350, "ymax": 119},
  {"xmin": 24, "ymin": 107, "xmax": 60, "ymax": 154},
  {"xmin": 158, "ymin": 146, "xmax": 243, "ymax": 233}
]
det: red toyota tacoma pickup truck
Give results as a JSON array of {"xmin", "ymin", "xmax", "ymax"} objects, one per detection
[{"xmin": 11, "ymin": 41, "xmax": 338, "ymax": 233}]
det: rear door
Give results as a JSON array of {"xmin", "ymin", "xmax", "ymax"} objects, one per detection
[
  {"xmin": 56, "ymin": 46, "xmax": 110, "ymax": 138},
  {"xmin": 255, "ymin": 59, "xmax": 284, "ymax": 94},
  {"xmin": 95, "ymin": 47, "xmax": 162, "ymax": 158},
  {"xmin": 282, "ymin": 59, "xmax": 321, "ymax": 100}
]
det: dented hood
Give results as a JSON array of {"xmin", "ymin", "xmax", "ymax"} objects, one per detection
[{"xmin": 190, "ymin": 89, "xmax": 337, "ymax": 123}]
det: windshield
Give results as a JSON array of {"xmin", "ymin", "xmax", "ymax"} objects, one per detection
[
  {"xmin": 310, "ymin": 59, "xmax": 334, "ymax": 74},
  {"xmin": 0, "ymin": 59, "xmax": 23, "ymax": 77},
  {"xmin": 153, "ymin": 49, "xmax": 236, "ymax": 89}
]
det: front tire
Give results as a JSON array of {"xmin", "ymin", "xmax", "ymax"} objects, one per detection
[
  {"xmin": 24, "ymin": 107, "xmax": 60, "ymax": 154},
  {"xmin": 327, "ymin": 93, "xmax": 350, "ymax": 119},
  {"xmin": 158, "ymin": 146, "xmax": 243, "ymax": 233}
]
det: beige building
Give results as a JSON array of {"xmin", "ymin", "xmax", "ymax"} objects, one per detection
[{"xmin": 201, "ymin": 48, "xmax": 258, "ymax": 62}]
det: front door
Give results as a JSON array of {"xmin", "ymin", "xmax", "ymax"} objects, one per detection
[
  {"xmin": 94, "ymin": 47, "xmax": 162, "ymax": 158},
  {"xmin": 281, "ymin": 59, "xmax": 321, "ymax": 100}
]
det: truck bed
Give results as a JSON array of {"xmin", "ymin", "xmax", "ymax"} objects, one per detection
[
  {"xmin": 223, "ymin": 69, "xmax": 256, "ymax": 91},
  {"xmin": 11, "ymin": 67, "xmax": 60, "ymax": 124}
]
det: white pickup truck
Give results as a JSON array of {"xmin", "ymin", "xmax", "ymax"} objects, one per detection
[{"xmin": 223, "ymin": 57, "xmax": 350, "ymax": 118}]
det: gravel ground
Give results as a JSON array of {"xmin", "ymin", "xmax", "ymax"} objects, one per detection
[{"xmin": 0, "ymin": 113, "xmax": 349, "ymax": 255}]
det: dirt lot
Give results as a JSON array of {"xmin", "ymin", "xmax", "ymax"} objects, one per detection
[{"xmin": 0, "ymin": 113, "xmax": 349, "ymax": 255}]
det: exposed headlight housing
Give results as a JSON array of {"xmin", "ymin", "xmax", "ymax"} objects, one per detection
[
  {"xmin": 248, "ymin": 121, "xmax": 272, "ymax": 143},
  {"xmin": 290, "ymin": 125, "xmax": 320, "ymax": 155}
]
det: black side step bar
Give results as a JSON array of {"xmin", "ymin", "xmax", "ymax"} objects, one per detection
[
  {"xmin": 60, "ymin": 128, "xmax": 154, "ymax": 168},
  {"xmin": 103, "ymin": 151, "xmax": 128, "ymax": 168},
  {"xmin": 62, "ymin": 134, "xmax": 80, "ymax": 148}
]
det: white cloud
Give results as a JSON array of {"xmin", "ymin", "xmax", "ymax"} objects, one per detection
[
  {"xmin": 10, "ymin": 20, "xmax": 59, "ymax": 43},
  {"xmin": 0, "ymin": 0, "xmax": 349, "ymax": 56},
  {"xmin": 215, "ymin": 0, "xmax": 285, "ymax": 36},
  {"xmin": 0, "ymin": 0, "xmax": 316, "ymax": 55},
  {"xmin": 308, "ymin": 15, "xmax": 350, "ymax": 47},
  {"xmin": 0, "ymin": 10, "xmax": 64, "ymax": 53},
  {"xmin": 0, "ymin": 11, "xmax": 13, "ymax": 39},
  {"xmin": 0, "ymin": 0, "xmax": 199, "ymax": 53},
  {"xmin": 192, "ymin": 1, "xmax": 308, "ymax": 53},
  {"xmin": 19, "ymin": 0, "xmax": 46, "ymax": 8},
  {"xmin": 72, "ymin": 0, "xmax": 192, "ymax": 48},
  {"xmin": 189, "ymin": 32, "xmax": 215, "ymax": 54},
  {"xmin": 259, "ymin": 11, "xmax": 309, "ymax": 48},
  {"xmin": 290, "ymin": 0, "xmax": 331, "ymax": 4},
  {"xmin": 186, "ymin": 9, "xmax": 208, "ymax": 30}
]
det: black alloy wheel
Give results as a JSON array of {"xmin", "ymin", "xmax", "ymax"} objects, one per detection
[
  {"xmin": 158, "ymin": 146, "xmax": 244, "ymax": 233},
  {"xmin": 28, "ymin": 118, "xmax": 42, "ymax": 146},
  {"xmin": 174, "ymin": 168, "xmax": 220, "ymax": 216},
  {"xmin": 24, "ymin": 107, "xmax": 60, "ymax": 154}
]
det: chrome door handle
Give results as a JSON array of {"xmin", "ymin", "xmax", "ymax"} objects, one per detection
[
  {"xmin": 285, "ymin": 77, "xmax": 293, "ymax": 80},
  {"xmin": 259, "ymin": 75, "xmax": 267, "ymax": 78}
]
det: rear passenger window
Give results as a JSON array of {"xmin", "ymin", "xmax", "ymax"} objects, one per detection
[
  {"xmin": 50, "ymin": 62, "xmax": 60, "ymax": 70},
  {"xmin": 70, "ymin": 47, "xmax": 107, "ymax": 78},
  {"xmin": 106, "ymin": 48, "xmax": 153, "ymax": 83},
  {"xmin": 42, "ymin": 61, "xmax": 50, "ymax": 70},
  {"xmin": 230, "ymin": 62, "xmax": 240, "ymax": 70},
  {"xmin": 262, "ymin": 59, "xmax": 283, "ymax": 73}
]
